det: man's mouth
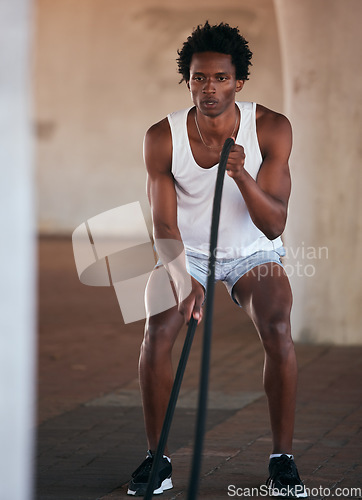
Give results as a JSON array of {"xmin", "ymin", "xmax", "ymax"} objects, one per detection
[{"xmin": 202, "ymin": 99, "xmax": 218, "ymax": 106}]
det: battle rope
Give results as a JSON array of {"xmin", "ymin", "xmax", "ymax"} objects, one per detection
[
  {"xmin": 144, "ymin": 137, "xmax": 234, "ymax": 499},
  {"xmin": 187, "ymin": 137, "xmax": 234, "ymax": 500}
]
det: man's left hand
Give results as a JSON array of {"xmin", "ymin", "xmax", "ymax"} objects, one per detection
[{"xmin": 225, "ymin": 142, "xmax": 246, "ymax": 182}]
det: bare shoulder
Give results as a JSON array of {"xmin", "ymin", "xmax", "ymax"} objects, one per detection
[
  {"xmin": 256, "ymin": 104, "xmax": 292, "ymax": 133},
  {"xmin": 144, "ymin": 117, "xmax": 172, "ymax": 175},
  {"xmin": 145, "ymin": 117, "xmax": 171, "ymax": 144},
  {"xmin": 256, "ymin": 104, "xmax": 292, "ymax": 157}
]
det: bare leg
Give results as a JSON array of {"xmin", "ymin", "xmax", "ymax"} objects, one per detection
[
  {"xmin": 233, "ymin": 262, "xmax": 296, "ymax": 453},
  {"xmin": 139, "ymin": 269, "xmax": 185, "ymax": 454}
]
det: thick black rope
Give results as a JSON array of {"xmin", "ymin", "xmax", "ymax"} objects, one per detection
[
  {"xmin": 187, "ymin": 137, "xmax": 234, "ymax": 500},
  {"xmin": 144, "ymin": 137, "xmax": 234, "ymax": 499},
  {"xmin": 144, "ymin": 315, "xmax": 198, "ymax": 500}
]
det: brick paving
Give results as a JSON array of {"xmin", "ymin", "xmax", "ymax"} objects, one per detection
[{"xmin": 36, "ymin": 237, "xmax": 362, "ymax": 499}]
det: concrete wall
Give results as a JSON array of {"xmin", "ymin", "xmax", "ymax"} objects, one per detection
[
  {"xmin": 34, "ymin": 0, "xmax": 362, "ymax": 344},
  {"xmin": 34, "ymin": 0, "xmax": 282, "ymax": 233},
  {"xmin": 274, "ymin": 0, "xmax": 362, "ymax": 344}
]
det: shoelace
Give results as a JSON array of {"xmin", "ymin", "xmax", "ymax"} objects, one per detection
[
  {"xmin": 272, "ymin": 455, "xmax": 300, "ymax": 483},
  {"xmin": 277, "ymin": 456, "xmax": 294, "ymax": 473},
  {"xmin": 131, "ymin": 455, "xmax": 153, "ymax": 478}
]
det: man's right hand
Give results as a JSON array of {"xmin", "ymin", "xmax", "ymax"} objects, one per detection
[{"xmin": 178, "ymin": 277, "xmax": 204, "ymax": 325}]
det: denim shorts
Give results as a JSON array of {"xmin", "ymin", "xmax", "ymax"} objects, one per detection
[{"xmin": 185, "ymin": 247, "xmax": 286, "ymax": 306}]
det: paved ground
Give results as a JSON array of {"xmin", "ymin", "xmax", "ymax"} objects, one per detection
[{"xmin": 36, "ymin": 237, "xmax": 362, "ymax": 499}]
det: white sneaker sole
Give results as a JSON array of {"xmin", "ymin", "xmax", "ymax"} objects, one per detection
[{"xmin": 127, "ymin": 477, "xmax": 173, "ymax": 496}]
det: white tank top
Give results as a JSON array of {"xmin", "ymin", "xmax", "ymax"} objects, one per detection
[{"xmin": 167, "ymin": 101, "xmax": 283, "ymax": 258}]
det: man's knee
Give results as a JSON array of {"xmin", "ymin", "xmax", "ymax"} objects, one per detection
[
  {"xmin": 141, "ymin": 317, "xmax": 175, "ymax": 359},
  {"xmin": 258, "ymin": 315, "xmax": 294, "ymax": 361}
]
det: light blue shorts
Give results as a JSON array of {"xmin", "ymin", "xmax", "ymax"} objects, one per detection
[{"xmin": 185, "ymin": 247, "xmax": 286, "ymax": 306}]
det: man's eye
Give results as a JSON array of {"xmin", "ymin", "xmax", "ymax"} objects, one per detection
[{"xmin": 218, "ymin": 76, "xmax": 228, "ymax": 81}]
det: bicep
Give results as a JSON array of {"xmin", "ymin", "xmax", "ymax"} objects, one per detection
[
  {"xmin": 257, "ymin": 157, "xmax": 291, "ymax": 207},
  {"xmin": 144, "ymin": 121, "xmax": 178, "ymax": 236},
  {"xmin": 257, "ymin": 115, "xmax": 292, "ymax": 206}
]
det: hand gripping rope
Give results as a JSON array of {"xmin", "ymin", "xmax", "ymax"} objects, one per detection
[{"xmin": 144, "ymin": 137, "xmax": 235, "ymax": 500}]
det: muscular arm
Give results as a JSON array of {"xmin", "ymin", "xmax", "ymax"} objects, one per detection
[
  {"xmin": 226, "ymin": 106, "xmax": 292, "ymax": 240},
  {"xmin": 144, "ymin": 119, "xmax": 204, "ymax": 322},
  {"xmin": 144, "ymin": 119, "xmax": 180, "ymax": 242}
]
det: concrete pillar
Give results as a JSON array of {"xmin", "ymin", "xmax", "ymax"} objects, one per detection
[
  {"xmin": 0, "ymin": 0, "xmax": 36, "ymax": 498},
  {"xmin": 274, "ymin": 0, "xmax": 362, "ymax": 344}
]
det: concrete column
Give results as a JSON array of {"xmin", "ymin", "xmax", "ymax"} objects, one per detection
[
  {"xmin": 274, "ymin": 0, "xmax": 362, "ymax": 344},
  {"xmin": 0, "ymin": 0, "xmax": 36, "ymax": 499}
]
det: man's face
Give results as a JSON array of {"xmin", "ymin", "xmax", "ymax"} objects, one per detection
[{"xmin": 187, "ymin": 52, "xmax": 244, "ymax": 117}]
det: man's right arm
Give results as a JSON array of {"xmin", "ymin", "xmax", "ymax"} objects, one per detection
[
  {"xmin": 144, "ymin": 118, "xmax": 204, "ymax": 323},
  {"xmin": 144, "ymin": 119, "xmax": 180, "ymax": 243}
]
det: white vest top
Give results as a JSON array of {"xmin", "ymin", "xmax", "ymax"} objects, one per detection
[{"xmin": 167, "ymin": 101, "xmax": 283, "ymax": 258}]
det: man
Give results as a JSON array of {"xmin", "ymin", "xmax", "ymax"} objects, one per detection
[{"xmin": 127, "ymin": 21, "xmax": 306, "ymax": 498}]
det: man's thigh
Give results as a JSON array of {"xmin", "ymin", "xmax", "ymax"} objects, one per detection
[
  {"xmin": 144, "ymin": 266, "xmax": 185, "ymax": 339},
  {"xmin": 232, "ymin": 262, "xmax": 292, "ymax": 322}
]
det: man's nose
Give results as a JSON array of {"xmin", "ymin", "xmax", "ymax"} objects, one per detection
[{"xmin": 202, "ymin": 78, "xmax": 215, "ymax": 93}]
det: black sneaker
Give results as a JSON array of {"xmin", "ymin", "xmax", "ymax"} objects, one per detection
[
  {"xmin": 266, "ymin": 455, "xmax": 308, "ymax": 498},
  {"xmin": 127, "ymin": 450, "xmax": 173, "ymax": 496}
]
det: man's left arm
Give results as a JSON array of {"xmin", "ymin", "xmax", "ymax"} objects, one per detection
[{"xmin": 226, "ymin": 109, "xmax": 292, "ymax": 240}]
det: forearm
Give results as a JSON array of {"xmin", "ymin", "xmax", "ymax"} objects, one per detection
[
  {"xmin": 153, "ymin": 220, "xmax": 182, "ymax": 242},
  {"xmin": 234, "ymin": 170, "xmax": 287, "ymax": 240},
  {"xmin": 153, "ymin": 224, "xmax": 191, "ymax": 303},
  {"xmin": 153, "ymin": 221, "xmax": 183, "ymax": 269}
]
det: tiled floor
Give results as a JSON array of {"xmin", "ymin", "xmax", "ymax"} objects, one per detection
[{"xmin": 36, "ymin": 237, "xmax": 362, "ymax": 499}]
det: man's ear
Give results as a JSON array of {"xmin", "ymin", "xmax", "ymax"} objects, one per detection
[
  {"xmin": 186, "ymin": 81, "xmax": 190, "ymax": 90},
  {"xmin": 235, "ymin": 80, "xmax": 245, "ymax": 93}
]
